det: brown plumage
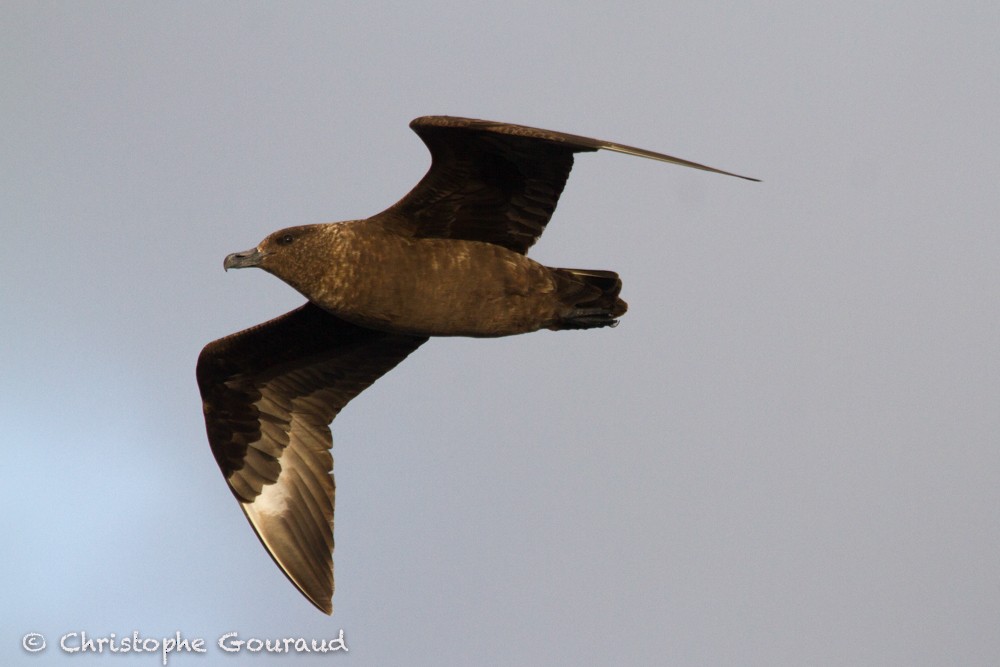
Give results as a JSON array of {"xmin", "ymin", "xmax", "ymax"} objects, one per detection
[{"xmin": 197, "ymin": 115, "xmax": 757, "ymax": 613}]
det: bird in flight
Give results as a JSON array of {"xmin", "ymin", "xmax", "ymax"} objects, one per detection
[{"xmin": 196, "ymin": 116, "xmax": 757, "ymax": 613}]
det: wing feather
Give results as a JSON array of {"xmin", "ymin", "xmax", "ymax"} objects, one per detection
[
  {"xmin": 197, "ymin": 302, "xmax": 426, "ymax": 613},
  {"xmin": 378, "ymin": 115, "xmax": 758, "ymax": 254}
]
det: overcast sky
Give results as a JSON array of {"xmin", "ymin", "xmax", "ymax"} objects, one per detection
[{"xmin": 4, "ymin": 2, "xmax": 999, "ymax": 665}]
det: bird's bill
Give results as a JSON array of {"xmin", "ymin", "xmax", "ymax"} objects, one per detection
[{"xmin": 224, "ymin": 247, "xmax": 264, "ymax": 271}]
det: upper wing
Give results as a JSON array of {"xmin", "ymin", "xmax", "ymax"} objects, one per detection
[
  {"xmin": 377, "ymin": 115, "xmax": 759, "ymax": 254},
  {"xmin": 196, "ymin": 302, "xmax": 427, "ymax": 613}
]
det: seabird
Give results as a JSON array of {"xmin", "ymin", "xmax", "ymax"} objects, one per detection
[{"xmin": 196, "ymin": 115, "xmax": 757, "ymax": 613}]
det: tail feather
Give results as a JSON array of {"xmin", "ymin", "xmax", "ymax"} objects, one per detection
[{"xmin": 550, "ymin": 268, "xmax": 627, "ymax": 330}]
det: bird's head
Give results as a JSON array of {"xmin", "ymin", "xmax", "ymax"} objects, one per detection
[{"xmin": 223, "ymin": 224, "xmax": 335, "ymax": 295}]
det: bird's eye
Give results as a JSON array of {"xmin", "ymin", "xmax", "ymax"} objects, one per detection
[{"xmin": 277, "ymin": 234, "xmax": 295, "ymax": 246}]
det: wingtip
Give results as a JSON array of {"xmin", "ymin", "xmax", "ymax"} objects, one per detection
[
  {"xmin": 301, "ymin": 582, "xmax": 334, "ymax": 615},
  {"xmin": 305, "ymin": 586, "xmax": 333, "ymax": 615},
  {"xmin": 705, "ymin": 168, "xmax": 761, "ymax": 182}
]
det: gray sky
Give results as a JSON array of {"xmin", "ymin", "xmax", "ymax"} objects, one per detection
[{"xmin": 4, "ymin": 2, "xmax": 999, "ymax": 665}]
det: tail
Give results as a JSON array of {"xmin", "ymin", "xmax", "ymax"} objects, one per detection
[{"xmin": 549, "ymin": 268, "xmax": 628, "ymax": 330}]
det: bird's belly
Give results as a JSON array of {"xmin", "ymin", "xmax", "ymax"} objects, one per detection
[{"xmin": 320, "ymin": 240, "xmax": 559, "ymax": 337}]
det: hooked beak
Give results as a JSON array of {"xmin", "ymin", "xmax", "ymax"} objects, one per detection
[{"xmin": 223, "ymin": 247, "xmax": 263, "ymax": 271}]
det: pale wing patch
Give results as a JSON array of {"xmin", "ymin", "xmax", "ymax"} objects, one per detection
[
  {"xmin": 238, "ymin": 382, "xmax": 336, "ymax": 613},
  {"xmin": 198, "ymin": 302, "xmax": 427, "ymax": 614}
]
